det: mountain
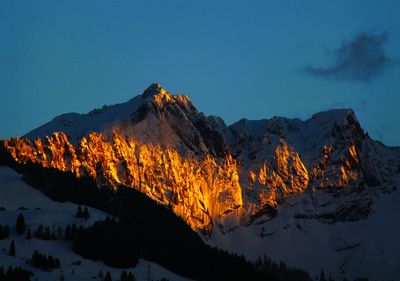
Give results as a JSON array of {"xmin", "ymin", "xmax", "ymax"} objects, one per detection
[{"xmin": 2, "ymin": 84, "xmax": 400, "ymax": 280}]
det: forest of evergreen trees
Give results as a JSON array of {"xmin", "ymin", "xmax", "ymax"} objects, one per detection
[
  {"xmin": 73, "ymin": 217, "xmax": 140, "ymax": 268},
  {"xmin": 27, "ymin": 250, "xmax": 61, "ymax": 271},
  {"xmin": 0, "ymin": 225, "xmax": 10, "ymax": 240},
  {"xmin": 0, "ymin": 266, "xmax": 32, "ymax": 281},
  {"xmin": 75, "ymin": 205, "xmax": 90, "ymax": 219}
]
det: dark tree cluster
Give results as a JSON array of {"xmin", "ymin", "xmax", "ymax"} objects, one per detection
[
  {"xmin": 120, "ymin": 270, "xmax": 136, "ymax": 281},
  {"xmin": 32, "ymin": 223, "xmax": 82, "ymax": 241},
  {"xmin": 16, "ymin": 213, "xmax": 26, "ymax": 235},
  {"xmin": 0, "ymin": 225, "xmax": 10, "ymax": 239},
  {"xmin": 71, "ymin": 195, "xmax": 291, "ymax": 281},
  {"xmin": 75, "ymin": 206, "xmax": 90, "ymax": 219},
  {"xmin": 320, "ymin": 273, "xmax": 369, "ymax": 281},
  {"xmin": 0, "ymin": 266, "xmax": 33, "ymax": 281},
  {"xmin": 74, "ymin": 217, "xmax": 139, "ymax": 268},
  {"xmin": 318, "ymin": 270, "xmax": 334, "ymax": 281},
  {"xmin": 27, "ymin": 250, "xmax": 61, "ymax": 271},
  {"xmin": 255, "ymin": 255, "xmax": 310, "ymax": 281},
  {"xmin": 64, "ymin": 224, "xmax": 83, "ymax": 241},
  {"xmin": 8, "ymin": 240, "xmax": 16, "ymax": 256},
  {"xmin": 103, "ymin": 271, "xmax": 112, "ymax": 281},
  {"xmin": 64, "ymin": 224, "xmax": 81, "ymax": 241},
  {"xmin": 33, "ymin": 224, "xmax": 64, "ymax": 240}
]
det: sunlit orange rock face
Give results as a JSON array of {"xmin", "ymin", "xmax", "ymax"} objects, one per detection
[
  {"xmin": 311, "ymin": 144, "xmax": 360, "ymax": 189},
  {"xmin": 3, "ymin": 132, "xmax": 243, "ymax": 232},
  {"xmin": 243, "ymin": 143, "xmax": 310, "ymax": 213},
  {"xmin": 2, "ymin": 131, "xmax": 363, "ymax": 232},
  {"xmin": 5, "ymin": 84, "xmax": 390, "ymax": 232}
]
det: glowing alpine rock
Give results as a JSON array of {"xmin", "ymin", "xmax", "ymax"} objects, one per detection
[{"xmin": 4, "ymin": 84, "xmax": 399, "ymax": 235}]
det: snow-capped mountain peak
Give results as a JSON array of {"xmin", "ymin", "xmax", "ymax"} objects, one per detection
[
  {"xmin": 3, "ymin": 84, "xmax": 400, "ymax": 280},
  {"xmin": 25, "ymin": 83, "xmax": 194, "ymax": 144},
  {"xmin": 142, "ymin": 83, "xmax": 168, "ymax": 99}
]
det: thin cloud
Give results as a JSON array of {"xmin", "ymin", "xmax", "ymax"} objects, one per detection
[{"xmin": 304, "ymin": 31, "xmax": 394, "ymax": 82}]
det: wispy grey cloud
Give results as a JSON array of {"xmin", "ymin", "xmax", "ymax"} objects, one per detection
[{"xmin": 304, "ymin": 31, "xmax": 394, "ymax": 82}]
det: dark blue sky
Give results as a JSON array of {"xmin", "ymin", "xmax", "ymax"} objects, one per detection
[{"xmin": 1, "ymin": 1, "xmax": 399, "ymax": 145}]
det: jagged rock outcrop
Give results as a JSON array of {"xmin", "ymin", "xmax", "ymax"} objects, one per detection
[
  {"xmin": 2, "ymin": 84, "xmax": 400, "ymax": 233},
  {"xmin": 4, "ymin": 131, "xmax": 242, "ymax": 232}
]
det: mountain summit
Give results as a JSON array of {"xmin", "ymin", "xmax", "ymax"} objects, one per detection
[
  {"xmin": 142, "ymin": 83, "xmax": 168, "ymax": 98},
  {"xmin": 3, "ymin": 84, "xmax": 400, "ymax": 280}
]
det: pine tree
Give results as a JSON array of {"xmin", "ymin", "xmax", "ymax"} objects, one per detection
[
  {"xmin": 64, "ymin": 225, "xmax": 71, "ymax": 240},
  {"xmin": 35, "ymin": 224, "xmax": 44, "ymax": 239},
  {"xmin": 76, "ymin": 206, "xmax": 83, "ymax": 218},
  {"xmin": 16, "ymin": 213, "xmax": 26, "ymax": 235},
  {"xmin": 319, "ymin": 270, "xmax": 327, "ymax": 281},
  {"xmin": 8, "ymin": 240, "xmax": 16, "ymax": 256},
  {"xmin": 57, "ymin": 226, "xmax": 63, "ymax": 239},
  {"xmin": 97, "ymin": 269, "xmax": 104, "ymax": 279},
  {"xmin": 120, "ymin": 271, "xmax": 128, "ymax": 281},
  {"xmin": 128, "ymin": 272, "xmax": 136, "ymax": 281},
  {"xmin": 6, "ymin": 266, "xmax": 12, "ymax": 276},
  {"xmin": 44, "ymin": 226, "xmax": 51, "ymax": 240},
  {"xmin": 145, "ymin": 264, "xmax": 151, "ymax": 281},
  {"xmin": 103, "ymin": 271, "xmax": 112, "ymax": 281},
  {"xmin": 121, "ymin": 271, "xmax": 136, "ymax": 281},
  {"xmin": 83, "ymin": 207, "xmax": 90, "ymax": 219},
  {"xmin": 4, "ymin": 225, "xmax": 9, "ymax": 238},
  {"xmin": 71, "ymin": 224, "xmax": 77, "ymax": 240}
]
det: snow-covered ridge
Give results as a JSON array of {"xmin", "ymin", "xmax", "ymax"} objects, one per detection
[{"xmin": 25, "ymin": 83, "xmax": 193, "ymax": 144}]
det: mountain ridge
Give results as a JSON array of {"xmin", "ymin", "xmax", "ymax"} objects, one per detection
[
  {"xmin": 8, "ymin": 84, "xmax": 400, "ymax": 229},
  {"xmin": 25, "ymin": 83, "xmax": 363, "ymax": 145},
  {"xmin": 3, "ymin": 83, "xmax": 400, "ymax": 279}
]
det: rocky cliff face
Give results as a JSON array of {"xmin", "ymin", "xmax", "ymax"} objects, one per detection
[
  {"xmin": 3, "ymin": 84, "xmax": 400, "ymax": 233},
  {"xmin": 4, "ymin": 131, "xmax": 242, "ymax": 232}
]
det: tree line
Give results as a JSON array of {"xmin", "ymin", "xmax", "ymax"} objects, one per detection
[
  {"xmin": 0, "ymin": 266, "xmax": 32, "ymax": 281},
  {"xmin": 27, "ymin": 250, "xmax": 61, "ymax": 271},
  {"xmin": 0, "ymin": 225, "xmax": 10, "ymax": 240}
]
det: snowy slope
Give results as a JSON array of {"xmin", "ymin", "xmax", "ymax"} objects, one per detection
[
  {"xmin": 26, "ymin": 96, "xmax": 140, "ymax": 144},
  {"xmin": 210, "ymin": 176, "xmax": 400, "ymax": 281},
  {"xmin": 25, "ymin": 89, "xmax": 150, "ymax": 143},
  {"xmin": 0, "ymin": 166, "xmax": 194, "ymax": 281}
]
